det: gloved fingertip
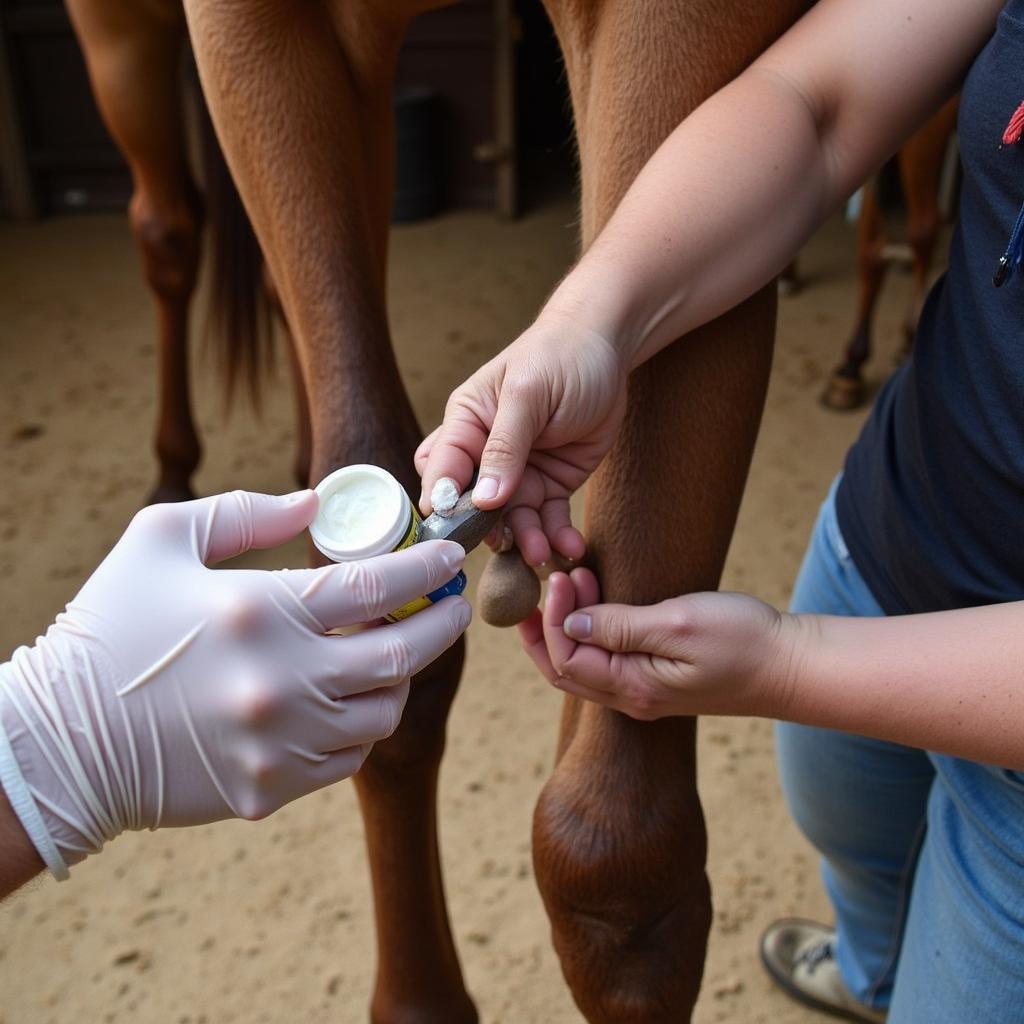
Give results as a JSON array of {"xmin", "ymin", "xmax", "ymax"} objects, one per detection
[
  {"xmin": 282, "ymin": 489, "xmax": 317, "ymax": 506},
  {"xmin": 439, "ymin": 541, "xmax": 466, "ymax": 574},
  {"xmin": 452, "ymin": 596, "xmax": 473, "ymax": 632}
]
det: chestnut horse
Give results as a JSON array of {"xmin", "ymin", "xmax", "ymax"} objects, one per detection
[
  {"xmin": 823, "ymin": 97, "xmax": 959, "ymax": 410},
  {"xmin": 70, "ymin": 1, "xmax": 808, "ymax": 1020}
]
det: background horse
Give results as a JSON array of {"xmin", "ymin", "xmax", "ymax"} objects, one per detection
[
  {"xmin": 70, "ymin": 0, "xmax": 808, "ymax": 1020},
  {"xmin": 823, "ymin": 97, "xmax": 960, "ymax": 410},
  {"xmin": 65, "ymin": 0, "xmax": 310, "ymax": 504}
]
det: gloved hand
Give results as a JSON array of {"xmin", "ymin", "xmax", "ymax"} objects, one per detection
[{"xmin": 0, "ymin": 490, "xmax": 470, "ymax": 879}]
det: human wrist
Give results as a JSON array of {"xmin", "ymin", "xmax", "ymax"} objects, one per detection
[
  {"xmin": 540, "ymin": 257, "xmax": 655, "ymax": 373},
  {"xmin": 757, "ymin": 611, "xmax": 818, "ymax": 722},
  {"xmin": 0, "ymin": 636, "xmax": 127, "ymax": 878}
]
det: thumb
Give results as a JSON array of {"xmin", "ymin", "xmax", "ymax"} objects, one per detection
[
  {"xmin": 472, "ymin": 389, "xmax": 540, "ymax": 508},
  {"xmin": 563, "ymin": 599, "xmax": 686, "ymax": 657},
  {"xmin": 188, "ymin": 489, "xmax": 319, "ymax": 563}
]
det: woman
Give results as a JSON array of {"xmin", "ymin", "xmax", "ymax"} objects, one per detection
[{"xmin": 419, "ymin": 0, "xmax": 1023, "ymax": 1020}]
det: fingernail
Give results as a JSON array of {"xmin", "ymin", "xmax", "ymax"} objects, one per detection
[
  {"xmin": 284, "ymin": 489, "xmax": 314, "ymax": 504},
  {"xmin": 473, "ymin": 476, "xmax": 499, "ymax": 502},
  {"xmin": 564, "ymin": 612, "xmax": 592, "ymax": 640},
  {"xmin": 440, "ymin": 541, "xmax": 466, "ymax": 573}
]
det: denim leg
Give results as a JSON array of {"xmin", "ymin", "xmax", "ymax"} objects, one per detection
[
  {"xmin": 885, "ymin": 759, "xmax": 1024, "ymax": 1023},
  {"xmin": 775, "ymin": 480, "xmax": 934, "ymax": 1009}
]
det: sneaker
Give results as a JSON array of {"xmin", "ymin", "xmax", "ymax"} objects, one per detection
[{"xmin": 760, "ymin": 918, "xmax": 888, "ymax": 1023}]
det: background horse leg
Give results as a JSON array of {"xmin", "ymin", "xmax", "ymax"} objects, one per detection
[
  {"xmin": 67, "ymin": 0, "xmax": 202, "ymax": 504},
  {"xmin": 534, "ymin": 2, "xmax": 807, "ymax": 1020},
  {"xmin": 185, "ymin": 3, "xmax": 476, "ymax": 1022},
  {"xmin": 822, "ymin": 183, "xmax": 887, "ymax": 410}
]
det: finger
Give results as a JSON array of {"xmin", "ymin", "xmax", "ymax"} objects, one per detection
[
  {"xmin": 549, "ymin": 671, "xmax": 625, "ymax": 710},
  {"xmin": 318, "ymin": 596, "xmax": 471, "ymax": 697},
  {"xmin": 414, "ymin": 426, "xmax": 441, "ymax": 476},
  {"xmin": 540, "ymin": 572, "xmax": 581, "ymax": 670},
  {"xmin": 506, "ymin": 505, "xmax": 550, "ymax": 566},
  {"xmin": 539, "ymin": 498, "xmax": 586, "ymax": 562},
  {"xmin": 563, "ymin": 598, "xmax": 685, "ymax": 657},
  {"xmin": 472, "ymin": 388, "xmax": 540, "ymax": 510},
  {"xmin": 418, "ymin": 412, "xmax": 488, "ymax": 516},
  {"xmin": 292, "ymin": 742, "xmax": 369, "ymax": 791},
  {"xmin": 517, "ymin": 608, "xmax": 559, "ymax": 682},
  {"xmin": 321, "ymin": 681, "xmax": 411, "ymax": 749},
  {"xmin": 183, "ymin": 490, "xmax": 319, "ymax": 564},
  {"xmin": 542, "ymin": 573, "xmax": 619, "ymax": 693},
  {"xmin": 569, "ymin": 567, "xmax": 601, "ymax": 608},
  {"xmin": 278, "ymin": 540, "xmax": 466, "ymax": 630}
]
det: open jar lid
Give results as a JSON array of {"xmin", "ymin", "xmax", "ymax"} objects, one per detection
[{"xmin": 310, "ymin": 464, "xmax": 413, "ymax": 562}]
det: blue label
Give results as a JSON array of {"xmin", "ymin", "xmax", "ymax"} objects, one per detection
[{"xmin": 426, "ymin": 571, "xmax": 467, "ymax": 603}]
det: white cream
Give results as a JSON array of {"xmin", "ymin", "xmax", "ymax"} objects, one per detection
[
  {"xmin": 310, "ymin": 465, "xmax": 412, "ymax": 562},
  {"xmin": 430, "ymin": 476, "xmax": 460, "ymax": 516},
  {"xmin": 322, "ymin": 475, "xmax": 393, "ymax": 548}
]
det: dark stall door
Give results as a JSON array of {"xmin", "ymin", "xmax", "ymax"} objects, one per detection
[{"xmin": 0, "ymin": 0, "xmax": 521, "ymax": 220}]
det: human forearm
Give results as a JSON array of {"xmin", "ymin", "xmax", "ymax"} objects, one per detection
[
  {"xmin": 545, "ymin": 67, "xmax": 827, "ymax": 369},
  {"xmin": 783, "ymin": 603, "xmax": 1024, "ymax": 767},
  {"xmin": 544, "ymin": 0, "xmax": 1000, "ymax": 370},
  {"xmin": 0, "ymin": 769, "xmax": 44, "ymax": 899}
]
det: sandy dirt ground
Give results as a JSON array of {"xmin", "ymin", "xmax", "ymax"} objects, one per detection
[{"xmin": 0, "ymin": 196, "xmax": 932, "ymax": 1023}]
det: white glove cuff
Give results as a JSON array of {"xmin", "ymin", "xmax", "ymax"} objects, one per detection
[{"xmin": 0, "ymin": 670, "xmax": 69, "ymax": 880}]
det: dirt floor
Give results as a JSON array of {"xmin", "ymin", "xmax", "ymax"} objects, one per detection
[{"xmin": 0, "ymin": 195, "xmax": 933, "ymax": 1023}]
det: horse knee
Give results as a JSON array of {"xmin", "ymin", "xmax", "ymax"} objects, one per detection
[
  {"xmin": 532, "ymin": 768, "xmax": 711, "ymax": 1023},
  {"xmin": 129, "ymin": 188, "xmax": 203, "ymax": 301}
]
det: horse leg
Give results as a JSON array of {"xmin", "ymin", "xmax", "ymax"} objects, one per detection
[
  {"xmin": 822, "ymin": 182, "xmax": 887, "ymax": 410},
  {"xmin": 185, "ymin": 4, "xmax": 476, "ymax": 1021},
  {"xmin": 896, "ymin": 97, "xmax": 958, "ymax": 361},
  {"xmin": 261, "ymin": 264, "xmax": 312, "ymax": 490},
  {"xmin": 535, "ymin": 2, "xmax": 806, "ymax": 1019},
  {"xmin": 67, "ymin": 0, "xmax": 202, "ymax": 504}
]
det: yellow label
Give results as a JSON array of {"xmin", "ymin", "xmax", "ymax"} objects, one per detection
[{"xmin": 385, "ymin": 506, "xmax": 425, "ymax": 621}]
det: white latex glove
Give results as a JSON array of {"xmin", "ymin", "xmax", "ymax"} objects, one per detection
[{"xmin": 0, "ymin": 490, "xmax": 470, "ymax": 880}]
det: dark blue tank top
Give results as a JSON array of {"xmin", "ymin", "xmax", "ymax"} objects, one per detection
[{"xmin": 836, "ymin": 0, "xmax": 1024, "ymax": 615}]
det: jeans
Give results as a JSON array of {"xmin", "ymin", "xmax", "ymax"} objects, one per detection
[{"xmin": 776, "ymin": 479, "xmax": 1024, "ymax": 1022}]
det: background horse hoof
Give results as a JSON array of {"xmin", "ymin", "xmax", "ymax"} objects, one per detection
[
  {"xmin": 777, "ymin": 275, "xmax": 801, "ymax": 297},
  {"xmin": 821, "ymin": 372, "xmax": 865, "ymax": 411}
]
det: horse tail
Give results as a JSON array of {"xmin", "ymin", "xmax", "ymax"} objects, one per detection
[{"xmin": 195, "ymin": 77, "xmax": 272, "ymax": 410}]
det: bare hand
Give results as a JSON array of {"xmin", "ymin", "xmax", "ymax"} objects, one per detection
[
  {"xmin": 415, "ymin": 314, "xmax": 628, "ymax": 566},
  {"xmin": 519, "ymin": 568, "xmax": 796, "ymax": 720}
]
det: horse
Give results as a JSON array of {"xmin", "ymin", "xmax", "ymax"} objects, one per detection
[
  {"xmin": 64, "ymin": 0, "xmax": 311, "ymax": 505},
  {"xmin": 70, "ymin": 0, "xmax": 809, "ymax": 1019},
  {"xmin": 822, "ymin": 96, "xmax": 959, "ymax": 410}
]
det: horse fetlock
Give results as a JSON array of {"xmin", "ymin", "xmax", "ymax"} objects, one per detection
[
  {"xmin": 542, "ymin": 886, "xmax": 711, "ymax": 1023},
  {"xmin": 532, "ymin": 777, "xmax": 711, "ymax": 1022},
  {"xmin": 129, "ymin": 192, "xmax": 203, "ymax": 300}
]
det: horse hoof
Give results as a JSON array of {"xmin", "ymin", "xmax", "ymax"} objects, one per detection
[
  {"xmin": 821, "ymin": 374, "xmax": 865, "ymax": 411},
  {"xmin": 145, "ymin": 482, "xmax": 197, "ymax": 506}
]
